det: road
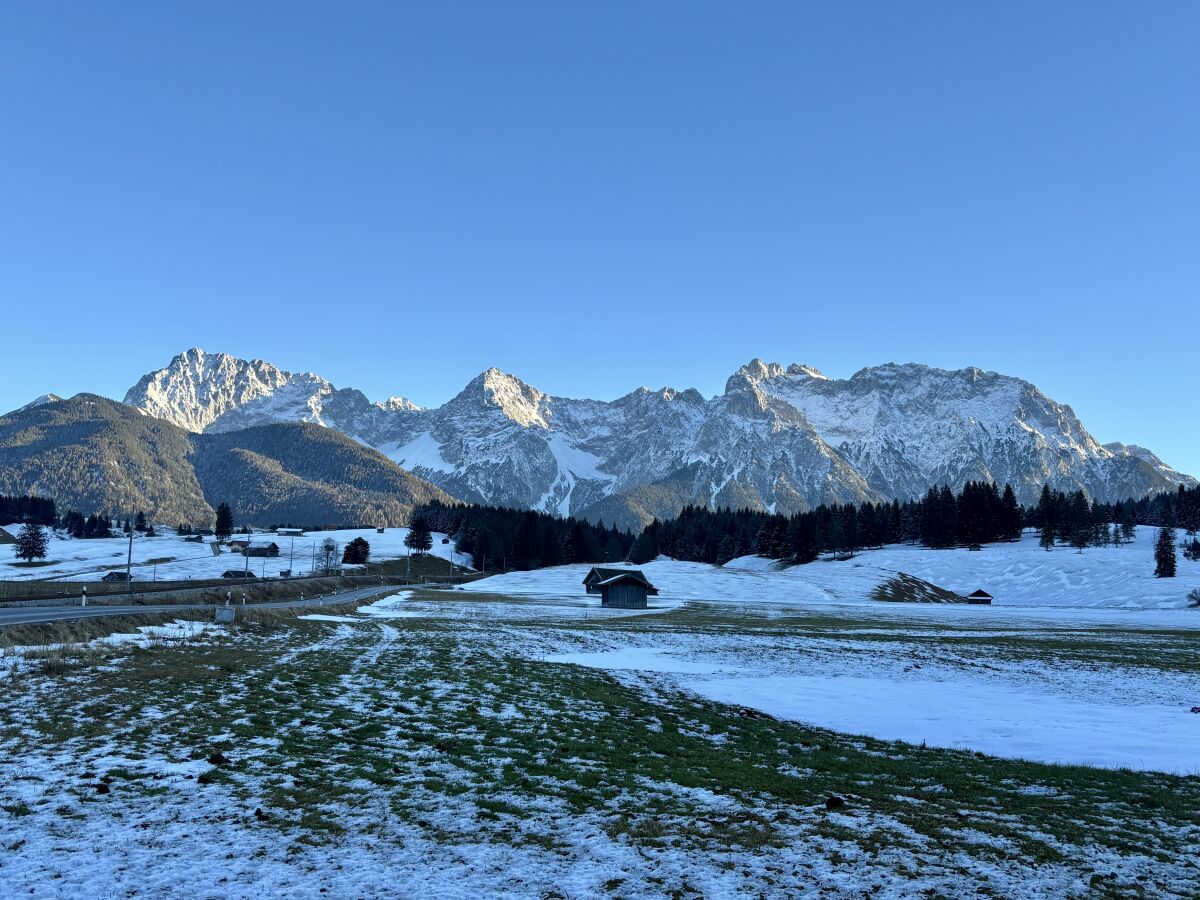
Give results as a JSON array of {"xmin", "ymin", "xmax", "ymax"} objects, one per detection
[{"xmin": 0, "ymin": 584, "xmax": 399, "ymax": 627}]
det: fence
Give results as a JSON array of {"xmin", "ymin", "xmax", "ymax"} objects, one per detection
[{"xmin": 0, "ymin": 571, "xmax": 484, "ymax": 605}]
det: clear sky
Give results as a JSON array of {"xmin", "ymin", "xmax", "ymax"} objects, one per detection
[{"xmin": 1, "ymin": 2, "xmax": 1197, "ymax": 473}]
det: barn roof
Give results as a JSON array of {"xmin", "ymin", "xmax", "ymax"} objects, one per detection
[
  {"xmin": 592, "ymin": 569, "xmax": 658, "ymax": 594},
  {"xmin": 967, "ymin": 589, "xmax": 993, "ymax": 599},
  {"xmin": 583, "ymin": 566, "xmax": 633, "ymax": 585}
]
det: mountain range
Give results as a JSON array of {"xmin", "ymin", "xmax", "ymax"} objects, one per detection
[
  {"xmin": 2, "ymin": 348, "xmax": 1192, "ymax": 530},
  {"xmin": 106, "ymin": 348, "xmax": 1195, "ymax": 530}
]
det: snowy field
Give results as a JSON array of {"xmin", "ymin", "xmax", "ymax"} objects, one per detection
[
  {"xmin": 459, "ymin": 530, "xmax": 1200, "ymax": 774},
  {"xmin": 2, "ymin": 586, "xmax": 1197, "ymax": 897},
  {"xmin": 3, "ymin": 530, "xmax": 1199, "ymax": 897},
  {"xmin": 466, "ymin": 526, "xmax": 1200, "ymax": 613},
  {"xmin": 0, "ymin": 526, "xmax": 469, "ymax": 582}
]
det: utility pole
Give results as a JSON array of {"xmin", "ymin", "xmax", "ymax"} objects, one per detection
[
  {"xmin": 289, "ymin": 537, "xmax": 295, "ymax": 577},
  {"xmin": 126, "ymin": 527, "xmax": 134, "ymax": 602}
]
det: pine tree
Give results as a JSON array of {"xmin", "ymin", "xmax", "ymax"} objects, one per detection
[
  {"xmin": 214, "ymin": 503, "xmax": 234, "ymax": 539},
  {"xmin": 1001, "ymin": 484, "xmax": 1022, "ymax": 541},
  {"xmin": 14, "ymin": 522, "xmax": 49, "ymax": 563},
  {"xmin": 134, "ymin": 511, "xmax": 147, "ymax": 533},
  {"xmin": 1154, "ymin": 527, "xmax": 1177, "ymax": 578},
  {"xmin": 1039, "ymin": 523, "xmax": 1055, "ymax": 551},
  {"xmin": 405, "ymin": 519, "xmax": 434, "ymax": 555}
]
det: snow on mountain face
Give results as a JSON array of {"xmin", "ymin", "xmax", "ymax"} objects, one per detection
[
  {"xmin": 746, "ymin": 361, "xmax": 1125, "ymax": 503},
  {"xmin": 7, "ymin": 393, "xmax": 63, "ymax": 415},
  {"xmin": 123, "ymin": 351, "xmax": 1196, "ymax": 528},
  {"xmin": 124, "ymin": 349, "xmax": 301, "ymax": 432}
]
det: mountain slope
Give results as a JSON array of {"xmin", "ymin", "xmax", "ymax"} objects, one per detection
[
  {"xmin": 190, "ymin": 423, "xmax": 453, "ymax": 526},
  {"xmin": 122, "ymin": 350, "xmax": 1197, "ymax": 531},
  {"xmin": 0, "ymin": 395, "xmax": 451, "ymax": 527},
  {"xmin": 0, "ymin": 394, "xmax": 211, "ymax": 525}
]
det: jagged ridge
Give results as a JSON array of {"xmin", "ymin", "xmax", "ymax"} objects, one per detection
[{"xmin": 115, "ymin": 350, "xmax": 1196, "ymax": 531}]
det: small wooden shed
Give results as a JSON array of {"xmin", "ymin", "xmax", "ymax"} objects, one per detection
[
  {"xmin": 583, "ymin": 567, "xmax": 659, "ymax": 609},
  {"xmin": 222, "ymin": 570, "xmax": 256, "ymax": 579},
  {"xmin": 101, "ymin": 571, "xmax": 131, "ymax": 583},
  {"xmin": 244, "ymin": 541, "xmax": 280, "ymax": 558},
  {"xmin": 965, "ymin": 589, "xmax": 993, "ymax": 605}
]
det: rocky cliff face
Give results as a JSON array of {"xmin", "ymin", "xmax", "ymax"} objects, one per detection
[{"xmin": 122, "ymin": 350, "xmax": 1197, "ymax": 530}]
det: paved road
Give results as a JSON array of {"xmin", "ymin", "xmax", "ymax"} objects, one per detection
[{"xmin": 0, "ymin": 585, "xmax": 399, "ymax": 627}]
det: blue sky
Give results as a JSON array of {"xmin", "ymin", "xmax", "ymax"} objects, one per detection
[{"xmin": 1, "ymin": 2, "xmax": 1197, "ymax": 474}]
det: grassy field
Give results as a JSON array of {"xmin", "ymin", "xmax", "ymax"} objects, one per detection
[{"xmin": 1, "ymin": 590, "xmax": 1197, "ymax": 897}]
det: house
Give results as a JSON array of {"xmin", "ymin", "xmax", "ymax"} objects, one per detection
[
  {"xmin": 244, "ymin": 541, "xmax": 280, "ymax": 558},
  {"xmin": 276, "ymin": 528, "xmax": 304, "ymax": 537},
  {"xmin": 227, "ymin": 540, "xmax": 250, "ymax": 553},
  {"xmin": 583, "ymin": 567, "xmax": 659, "ymax": 609},
  {"xmin": 965, "ymin": 589, "xmax": 993, "ymax": 605},
  {"xmin": 101, "ymin": 571, "xmax": 131, "ymax": 582},
  {"xmin": 222, "ymin": 570, "xmax": 256, "ymax": 579}
]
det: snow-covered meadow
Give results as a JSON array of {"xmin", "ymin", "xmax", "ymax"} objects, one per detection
[
  {"xmin": 3, "ymin": 527, "xmax": 1199, "ymax": 897},
  {"xmin": 0, "ymin": 525, "xmax": 468, "ymax": 582},
  {"xmin": 457, "ymin": 528, "xmax": 1200, "ymax": 774},
  {"xmin": 467, "ymin": 526, "xmax": 1200, "ymax": 612}
]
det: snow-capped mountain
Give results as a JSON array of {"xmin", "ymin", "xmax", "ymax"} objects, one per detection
[
  {"xmin": 123, "ymin": 348, "xmax": 420, "ymax": 440},
  {"xmin": 123, "ymin": 350, "xmax": 1196, "ymax": 530}
]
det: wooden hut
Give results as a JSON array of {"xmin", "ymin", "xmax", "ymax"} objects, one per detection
[
  {"xmin": 965, "ymin": 589, "xmax": 993, "ymax": 605},
  {"xmin": 583, "ymin": 567, "xmax": 658, "ymax": 609}
]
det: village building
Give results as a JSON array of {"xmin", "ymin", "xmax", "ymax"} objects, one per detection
[
  {"xmin": 966, "ymin": 589, "xmax": 993, "ymax": 605},
  {"xmin": 582, "ymin": 567, "xmax": 659, "ymax": 609},
  {"xmin": 243, "ymin": 541, "xmax": 280, "ymax": 558},
  {"xmin": 101, "ymin": 571, "xmax": 131, "ymax": 582},
  {"xmin": 221, "ymin": 570, "xmax": 256, "ymax": 579}
]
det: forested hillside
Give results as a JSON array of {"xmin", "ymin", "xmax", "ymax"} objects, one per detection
[
  {"xmin": 190, "ymin": 424, "xmax": 454, "ymax": 527},
  {"xmin": 0, "ymin": 395, "xmax": 452, "ymax": 528}
]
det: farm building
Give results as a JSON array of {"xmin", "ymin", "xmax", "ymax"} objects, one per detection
[
  {"xmin": 227, "ymin": 540, "xmax": 250, "ymax": 553},
  {"xmin": 243, "ymin": 541, "xmax": 280, "ymax": 558},
  {"xmin": 583, "ymin": 567, "xmax": 659, "ymax": 609},
  {"xmin": 101, "ymin": 571, "xmax": 131, "ymax": 583},
  {"xmin": 276, "ymin": 528, "xmax": 304, "ymax": 537},
  {"xmin": 221, "ymin": 570, "xmax": 256, "ymax": 579},
  {"xmin": 966, "ymin": 589, "xmax": 993, "ymax": 605}
]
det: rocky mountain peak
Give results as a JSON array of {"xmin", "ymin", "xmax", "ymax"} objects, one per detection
[
  {"xmin": 453, "ymin": 368, "xmax": 549, "ymax": 428},
  {"xmin": 377, "ymin": 396, "xmax": 421, "ymax": 413}
]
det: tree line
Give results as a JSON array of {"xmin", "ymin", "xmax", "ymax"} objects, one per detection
[
  {"xmin": 411, "ymin": 501, "xmax": 633, "ymax": 572},
  {"xmin": 0, "ymin": 495, "xmax": 57, "ymax": 526},
  {"xmin": 629, "ymin": 482, "xmax": 1200, "ymax": 567}
]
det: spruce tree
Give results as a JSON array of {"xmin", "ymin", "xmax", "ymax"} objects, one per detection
[
  {"xmin": 14, "ymin": 522, "xmax": 49, "ymax": 563},
  {"xmin": 1154, "ymin": 527, "xmax": 1177, "ymax": 578},
  {"xmin": 1039, "ymin": 524, "xmax": 1055, "ymax": 551},
  {"xmin": 214, "ymin": 503, "xmax": 234, "ymax": 539},
  {"xmin": 404, "ymin": 519, "xmax": 434, "ymax": 555}
]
